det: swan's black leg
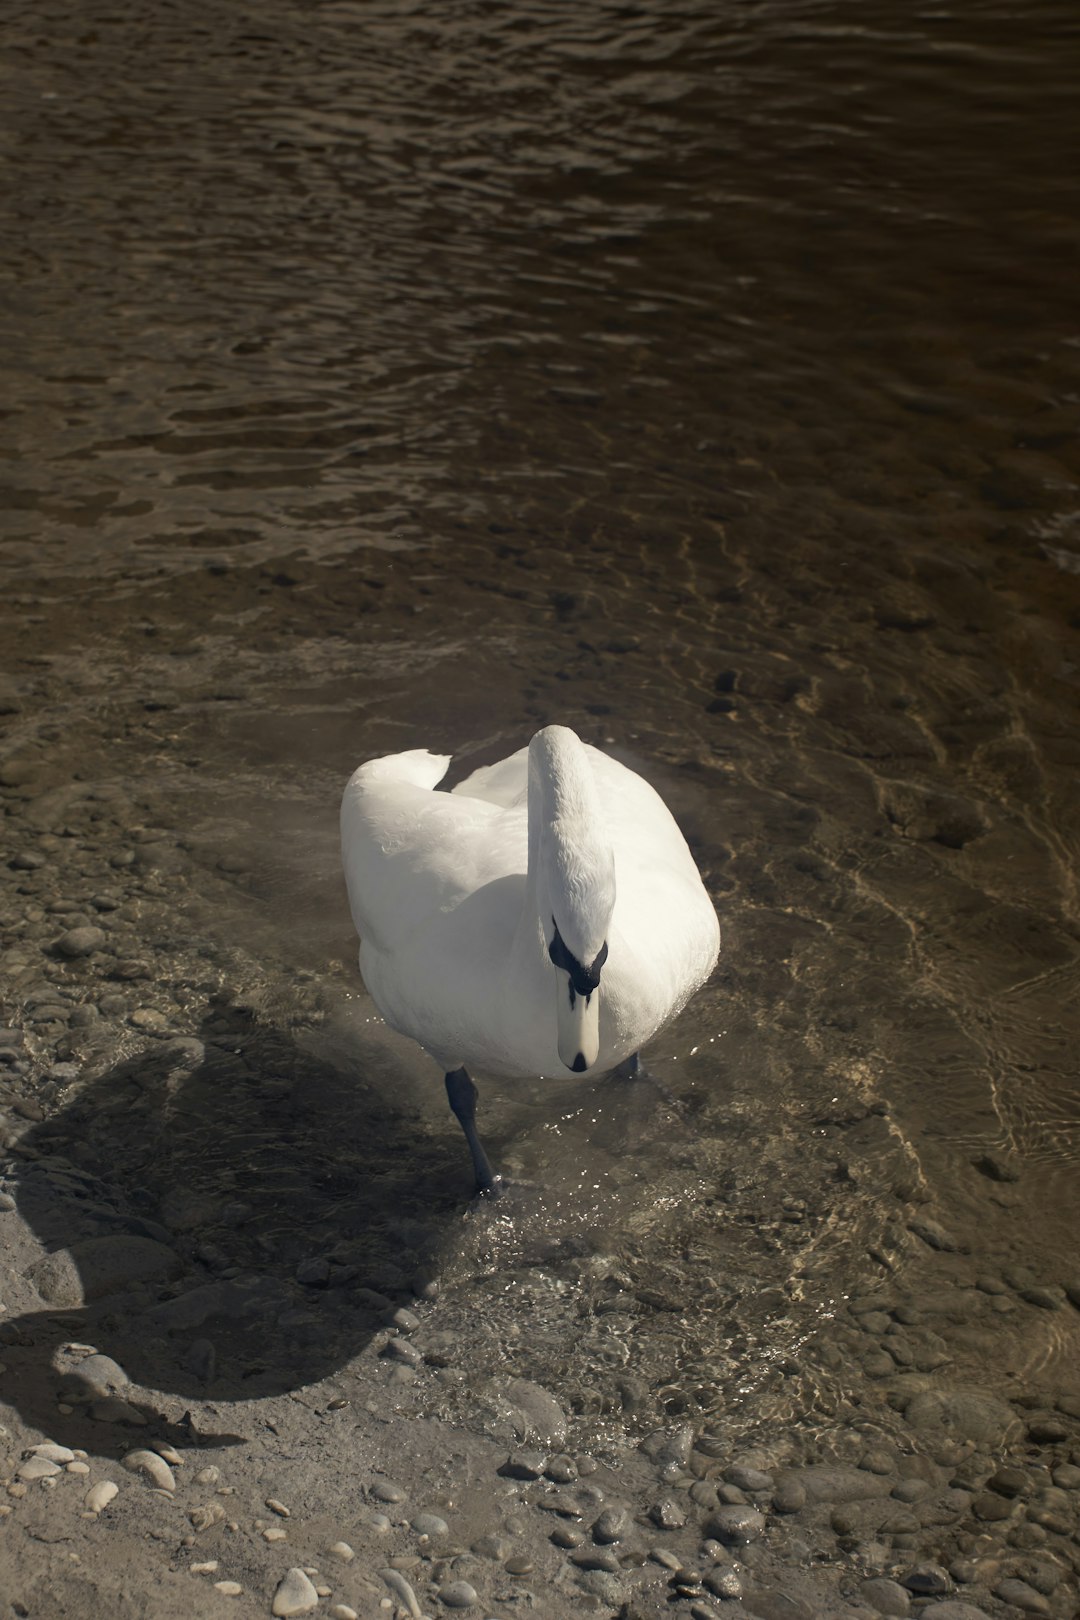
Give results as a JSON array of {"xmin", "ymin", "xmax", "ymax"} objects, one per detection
[
  {"xmin": 445, "ymin": 1067, "xmax": 501, "ymax": 1198},
  {"xmin": 610, "ymin": 1049, "xmax": 681, "ymax": 1110}
]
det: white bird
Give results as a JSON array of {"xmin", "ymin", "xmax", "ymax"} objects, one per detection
[{"xmin": 340, "ymin": 724, "xmax": 720, "ymax": 1195}]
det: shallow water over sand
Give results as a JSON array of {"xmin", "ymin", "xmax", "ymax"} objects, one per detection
[{"xmin": 2, "ymin": 0, "xmax": 1080, "ymax": 1511}]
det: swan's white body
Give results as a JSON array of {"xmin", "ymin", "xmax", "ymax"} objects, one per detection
[{"xmin": 340, "ymin": 726, "xmax": 719, "ymax": 1082}]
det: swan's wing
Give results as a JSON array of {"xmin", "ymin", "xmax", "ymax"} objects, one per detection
[
  {"xmin": 586, "ymin": 743, "xmax": 721, "ymax": 984},
  {"xmin": 451, "ymin": 744, "xmax": 529, "ymax": 808},
  {"xmin": 340, "ymin": 748, "xmax": 525, "ymax": 956}
]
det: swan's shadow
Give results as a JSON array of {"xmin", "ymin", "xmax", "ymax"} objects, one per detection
[{"xmin": 2, "ymin": 1000, "xmax": 463, "ymax": 1456}]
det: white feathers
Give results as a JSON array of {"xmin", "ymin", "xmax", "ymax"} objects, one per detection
[{"xmin": 340, "ymin": 725, "xmax": 719, "ymax": 1078}]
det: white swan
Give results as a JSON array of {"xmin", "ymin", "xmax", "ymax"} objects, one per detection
[{"xmin": 340, "ymin": 724, "xmax": 719, "ymax": 1195}]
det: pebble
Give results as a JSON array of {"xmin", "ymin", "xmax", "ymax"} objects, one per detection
[
  {"xmin": 861, "ymin": 1578, "xmax": 911, "ymax": 1616},
  {"xmin": 264, "ymin": 1527, "xmax": 288, "ymax": 1543},
  {"xmin": 328, "ymin": 1541, "xmax": 355, "ymax": 1561},
  {"xmin": 379, "ymin": 1569, "xmax": 422, "ymax": 1617},
  {"xmin": 592, "ymin": 1506, "xmax": 628, "ymax": 1543},
  {"xmin": 129, "ymin": 1008, "xmax": 169, "ymax": 1032},
  {"xmin": 266, "ymin": 1497, "xmax": 291, "ymax": 1516},
  {"xmin": 572, "ymin": 1549, "xmax": 621, "ymax": 1573},
  {"xmin": 705, "ymin": 1505, "xmax": 765, "ymax": 1544},
  {"xmin": 901, "ymin": 1564, "xmax": 950, "ymax": 1595},
  {"xmin": 772, "ymin": 1481, "xmax": 806, "ymax": 1514},
  {"xmin": 272, "ymin": 1568, "xmax": 320, "ymax": 1617},
  {"xmin": 550, "ymin": 1525, "xmax": 584, "ymax": 1549},
  {"xmin": 84, "ymin": 1481, "xmax": 119, "ymax": 1513},
  {"xmin": 545, "ymin": 1454, "xmax": 577, "ymax": 1483},
  {"xmin": 705, "ymin": 1568, "xmax": 743, "ymax": 1600},
  {"xmin": 500, "ymin": 1449, "xmax": 547, "ymax": 1479},
  {"xmin": 55, "ymin": 926, "xmax": 106, "ymax": 958},
  {"xmin": 438, "ymin": 1579, "xmax": 479, "ymax": 1609},
  {"xmin": 191, "ymin": 1561, "xmax": 219, "ymax": 1575},
  {"xmin": 17, "ymin": 1456, "xmax": 61, "ymax": 1481},
  {"xmin": 27, "ymin": 1442, "xmax": 75, "ymax": 1463},
  {"xmin": 411, "ymin": 1511, "xmax": 449, "ymax": 1537},
  {"xmin": 724, "ymin": 1463, "xmax": 773, "ymax": 1492},
  {"xmin": 371, "ymin": 1480, "xmax": 406, "ymax": 1502},
  {"xmin": 329, "ymin": 1609, "xmax": 358, "ymax": 1620},
  {"xmin": 994, "ymin": 1578, "xmax": 1051, "ymax": 1614},
  {"xmin": 122, "ymin": 1450, "xmax": 175, "ymax": 1491},
  {"xmin": 649, "ymin": 1498, "xmax": 686, "ymax": 1530},
  {"xmin": 214, "ymin": 1582, "xmax": 243, "ymax": 1597}
]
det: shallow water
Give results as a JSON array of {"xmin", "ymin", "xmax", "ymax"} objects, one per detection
[{"xmin": 2, "ymin": 0, "xmax": 1080, "ymax": 1465}]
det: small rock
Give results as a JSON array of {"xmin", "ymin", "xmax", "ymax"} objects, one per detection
[
  {"xmin": 438, "ymin": 1579, "xmax": 479, "ymax": 1609},
  {"xmin": 724, "ymin": 1464, "xmax": 773, "ymax": 1492},
  {"xmin": 571, "ymin": 1549, "xmax": 621, "ymax": 1573},
  {"xmin": 328, "ymin": 1541, "xmax": 354, "ymax": 1561},
  {"xmin": 705, "ymin": 1568, "xmax": 743, "ymax": 1600},
  {"xmin": 994, "ymin": 1578, "xmax": 1051, "ymax": 1614},
  {"xmin": 84, "ymin": 1481, "xmax": 119, "ymax": 1513},
  {"xmin": 505, "ymin": 1555, "xmax": 533, "ymax": 1575},
  {"xmin": 593, "ymin": 1506, "xmax": 628, "ymax": 1543},
  {"xmin": 901, "ymin": 1564, "xmax": 950, "ymax": 1595},
  {"xmin": 1027, "ymin": 1418, "xmax": 1067, "ymax": 1442},
  {"xmin": 639, "ymin": 1425, "xmax": 694, "ymax": 1469},
  {"xmin": 189, "ymin": 1502, "xmax": 226, "ymax": 1532},
  {"xmin": 705, "ymin": 1505, "xmax": 765, "ymax": 1544},
  {"xmin": 380, "ymin": 1569, "xmax": 422, "ymax": 1617},
  {"xmin": 649, "ymin": 1498, "xmax": 686, "ymax": 1530},
  {"xmin": 411, "ymin": 1512, "xmax": 448, "ymax": 1537},
  {"xmin": 64, "ymin": 1347, "xmax": 131, "ymax": 1399},
  {"xmin": 329, "ymin": 1608, "xmax": 358, "ymax": 1620},
  {"xmin": 500, "ymin": 1449, "xmax": 547, "ymax": 1480},
  {"xmin": 972, "ymin": 1492, "xmax": 1013, "ymax": 1521},
  {"xmin": 27, "ymin": 1442, "xmax": 75, "ymax": 1464},
  {"xmin": 264, "ymin": 1527, "xmax": 288, "ymax": 1543},
  {"xmin": 861, "ymin": 1577, "xmax": 911, "ymax": 1616},
  {"xmin": 266, "ymin": 1497, "xmax": 290, "ymax": 1516},
  {"xmin": 122, "ymin": 1449, "xmax": 175, "ymax": 1492},
  {"xmin": 214, "ymin": 1582, "xmax": 243, "ymax": 1597},
  {"xmin": 909, "ymin": 1217, "xmax": 961, "ymax": 1252},
  {"xmin": 272, "ymin": 1567, "xmax": 320, "ymax": 1617},
  {"xmin": 55, "ymin": 927, "xmax": 106, "ymax": 958},
  {"xmin": 17, "ymin": 1455, "xmax": 61, "ymax": 1481},
  {"xmin": 772, "ymin": 1481, "xmax": 806, "ymax": 1514},
  {"xmin": 371, "ymin": 1480, "xmax": 406, "ymax": 1503},
  {"xmin": 129, "ymin": 1008, "xmax": 169, "ymax": 1032}
]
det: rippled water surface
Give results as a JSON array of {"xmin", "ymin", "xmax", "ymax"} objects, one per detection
[{"xmin": 2, "ymin": 0, "xmax": 1080, "ymax": 1455}]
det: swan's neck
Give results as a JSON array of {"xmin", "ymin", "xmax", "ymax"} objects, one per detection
[{"xmin": 525, "ymin": 726, "xmax": 615, "ymax": 963}]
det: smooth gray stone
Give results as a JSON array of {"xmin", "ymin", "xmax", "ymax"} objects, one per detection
[
  {"xmin": 778, "ymin": 1466, "xmax": 891, "ymax": 1505},
  {"xmin": 705, "ymin": 1505, "xmax": 765, "ymax": 1544},
  {"xmin": 861, "ymin": 1578, "xmax": 911, "ymax": 1616}
]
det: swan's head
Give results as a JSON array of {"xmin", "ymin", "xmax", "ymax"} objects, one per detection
[
  {"xmin": 529, "ymin": 725, "xmax": 615, "ymax": 1073},
  {"xmin": 547, "ymin": 917, "xmax": 608, "ymax": 1072}
]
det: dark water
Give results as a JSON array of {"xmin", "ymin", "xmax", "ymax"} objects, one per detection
[{"xmin": 2, "ymin": 0, "xmax": 1080, "ymax": 1452}]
